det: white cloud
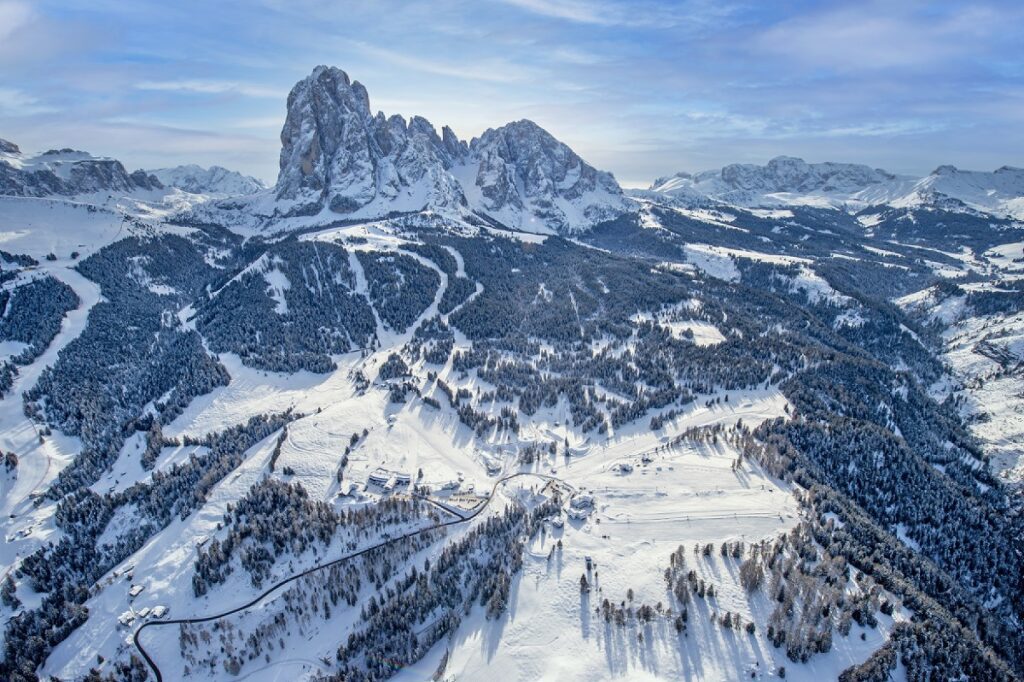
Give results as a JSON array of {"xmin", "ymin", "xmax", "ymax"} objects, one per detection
[
  {"xmin": 755, "ymin": 2, "xmax": 1008, "ymax": 71},
  {"xmin": 549, "ymin": 47, "xmax": 607, "ymax": 66},
  {"xmin": 134, "ymin": 79, "xmax": 282, "ymax": 98},
  {"xmin": 813, "ymin": 120, "xmax": 947, "ymax": 138},
  {"xmin": 0, "ymin": 87, "xmax": 56, "ymax": 115},
  {"xmin": 0, "ymin": 0, "xmax": 33, "ymax": 43},
  {"xmin": 498, "ymin": 0, "xmax": 619, "ymax": 25},
  {"xmin": 350, "ymin": 42, "xmax": 536, "ymax": 83},
  {"xmin": 497, "ymin": 0, "xmax": 730, "ymax": 29},
  {"xmin": 229, "ymin": 115, "xmax": 286, "ymax": 130}
]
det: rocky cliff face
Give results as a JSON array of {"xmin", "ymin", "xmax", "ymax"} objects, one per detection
[
  {"xmin": 716, "ymin": 156, "xmax": 895, "ymax": 194},
  {"xmin": 275, "ymin": 66, "xmax": 468, "ymax": 217},
  {"xmin": 273, "ymin": 66, "xmax": 631, "ymax": 233}
]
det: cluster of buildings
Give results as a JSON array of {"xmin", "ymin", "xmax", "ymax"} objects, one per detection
[
  {"xmin": 117, "ymin": 583, "xmax": 169, "ymax": 627},
  {"xmin": 366, "ymin": 467, "xmax": 412, "ymax": 492}
]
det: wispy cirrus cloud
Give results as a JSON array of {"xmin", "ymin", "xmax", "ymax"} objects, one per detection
[
  {"xmin": 754, "ymin": 2, "xmax": 1013, "ymax": 71},
  {"xmin": 134, "ymin": 79, "xmax": 282, "ymax": 98},
  {"xmin": 349, "ymin": 42, "xmax": 537, "ymax": 84},
  {"xmin": 0, "ymin": 0, "xmax": 33, "ymax": 42},
  {"xmin": 0, "ymin": 87, "xmax": 57, "ymax": 115},
  {"xmin": 497, "ymin": 0, "xmax": 735, "ymax": 29},
  {"xmin": 498, "ymin": 0, "xmax": 622, "ymax": 25}
]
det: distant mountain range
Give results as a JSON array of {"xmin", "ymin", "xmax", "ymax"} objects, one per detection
[
  {"xmin": 0, "ymin": 139, "xmax": 263, "ymax": 199},
  {"xmin": 644, "ymin": 155, "xmax": 1024, "ymax": 219}
]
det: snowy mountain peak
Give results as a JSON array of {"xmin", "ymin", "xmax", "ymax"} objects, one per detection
[
  {"xmin": 464, "ymin": 118, "xmax": 630, "ymax": 233},
  {"xmin": 271, "ymin": 66, "xmax": 631, "ymax": 233},
  {"xmin": 905, "ymin": 164, "xmax": 1024, "ymax": 218},
  {"xmin": 149, "ymin": 164, "xmax": 266, "ymax": 196},
  {"xmin": 645, "ymin": 154, "xmax": 1024, "ymax": 219}
]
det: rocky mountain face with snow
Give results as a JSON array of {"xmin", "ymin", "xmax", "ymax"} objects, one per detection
[
  {"xmin": 649, "ymin": 156, "xmax": 900, "ymax": 208},
  {"xmin": 275, "ymin": 66, "xmax": 467, "ymax": 217},
  {"xmin": 647, "ymin": 155, "xmax": 1024, "ymax": 219},
  {"xmin": 273, "ymin": 65, "xmax": 631, "ymax": 233},
  {"xmin": 0, "ymin": 144, "xmax": 163, "ymax": 197},
  {"xmin": 463, "ymin": 119, "xmax": 630, "ymax": 233},
  {"xmin": 149, "ymin": 164, "xmax": 266, "ymax": 196},
  {"xmin": 892, "ymin": 164, "xmax": 1024, "ymax": 218}
]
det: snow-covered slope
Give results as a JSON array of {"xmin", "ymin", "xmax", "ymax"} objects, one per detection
[
  {"xmin": 148, "ymin": 164, "xmax": 265, "ymax": 196},
  {"xmin": 269, "ymin": 65, "xmax": 631, "ymax": 234}
]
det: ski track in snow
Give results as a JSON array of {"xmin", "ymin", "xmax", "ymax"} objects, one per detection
[{"xmin": 0, "ymin": 264, "xmax": 103, "ymax": 575}]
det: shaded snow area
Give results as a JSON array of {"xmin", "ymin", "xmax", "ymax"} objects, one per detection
[
  {"xmin": 0, "ymin": 196, "xmax": 131, "ymax": 262},
  {"xmin": 408, "ymin": 442, "xmax": 905, "ymax": 682},
  {"xmin": 983, "ymin": 241, "xmax": 1024, "ymax": 281},
  {"xmin": 683, "ymin": 244, "xmax": 741, "ymax": 282},
  {"xmin": 683, "ymin": 243, "xmax": 849, "ymax": 305},
  {"xmin": 0, "ymin": 264, "xmax": 101, "ymax": 566}
]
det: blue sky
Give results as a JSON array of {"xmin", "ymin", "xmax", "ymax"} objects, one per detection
[{"xmin": 1, "ymin": 0, "xmax": 1021, "ymax": 186}]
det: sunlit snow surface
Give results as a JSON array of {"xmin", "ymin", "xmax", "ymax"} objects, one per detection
[
  {"xmin": 39, "ymin": 251, "xmax": 896, "ymax": 682},
  {"xmin": 0, "ymin": 196, "xmax": 984, "ymax": 682}
]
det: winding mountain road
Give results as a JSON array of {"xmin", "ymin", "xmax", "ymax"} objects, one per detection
[{"xmin": 133, "ymin": 471, "xmax": 570, "ymax": 681}]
